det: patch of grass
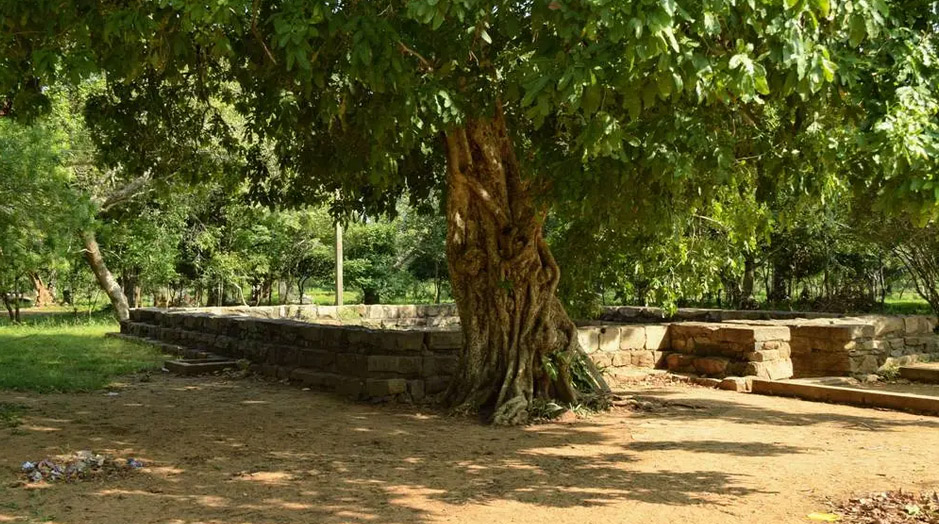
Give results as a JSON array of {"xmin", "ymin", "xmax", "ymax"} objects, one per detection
[
  {"xmin": 0, "ymin": 309, "xmax": 116, "ymax": 328},
  {"xmin": 0, "ymin": 402, "xmax": 25, "ymax": 427},
  {"xmin": 0, "ymin": 318, "xmax": 168, "ymax": 393},
  {"xmin": 882, "ymin": 298, "xmax": 934, "ymax": 315}
]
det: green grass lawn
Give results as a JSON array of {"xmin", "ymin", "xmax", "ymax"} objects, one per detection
[{"xmin": 0, "ymin": 314, "xmax": 168, "ymax": 393}]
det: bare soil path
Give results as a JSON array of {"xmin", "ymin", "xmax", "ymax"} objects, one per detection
[{"xmin": 1, "ymin": 375, "xmax": 937, "ymax": 524}]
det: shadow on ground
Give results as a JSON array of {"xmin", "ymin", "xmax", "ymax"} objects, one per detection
[{"xmin": 1, "ymin": 378, "xmax": 937, "ymax": 524}]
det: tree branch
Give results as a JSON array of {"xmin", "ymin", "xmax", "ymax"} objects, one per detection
[
  {"xmin": 252, "ymin": 0, "xmax": 277, "ymax": 65},
  {"xmin": 95, "ymin": 171, "xmax": 153, "ymax": 212}
]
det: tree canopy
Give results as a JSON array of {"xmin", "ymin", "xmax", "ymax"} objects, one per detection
[{"xmin": 2, "ymin": 0, "xmax": 937, "ymax": 423}]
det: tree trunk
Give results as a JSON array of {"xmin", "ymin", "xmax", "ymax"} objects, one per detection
[
  {"xmin": 80, "ymin": 230, "xmax": 130, "ymax": 322},
  {"xmin": 362, "ymin": 288, "xmax": 380, "ymax": 305},
  {"xmin": 122, "ymin": 269, "xmax": 141, "ymax": 308},
  {"xmin": 2, "ymin": 293, "xmax": 14, "ymax": 322},
  {"xmin": 442, "ymin": 110, "xmax": 606, "ymax": 425},
  {"xmin": 28, "ymin": 272, "xmax": 55, "ymax": 307},
  {"xmin": 740, "ymin": 255, "xmax": 755, "ymax": 307},
  {"xmin": 13, "ymin": 284, "xmax": 20, "ymax": 323}
]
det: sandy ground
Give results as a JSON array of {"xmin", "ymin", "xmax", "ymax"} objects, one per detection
[{"xmin": 1, "ymin": 374, "xmax": 938, "ymax": 524}]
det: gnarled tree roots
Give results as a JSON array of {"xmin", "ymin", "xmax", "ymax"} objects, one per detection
[{"xmin": 441, "ymin": 108, "xmax": 608, "ymax": 425}]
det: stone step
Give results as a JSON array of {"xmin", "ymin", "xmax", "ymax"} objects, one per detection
[
  {"xmin": 751, "ymin": 378, "xmax": 939, "ymax": 416},
  {"xmin": 899, "ymin": 363, "xmax": 939, "ymax": 384},
  {"xmin": 108, "ymin": 332, "xmax": 212, "ymax": 359},
  {"xmin": 164, "ymin": 358, "xmax": 238, "ymax": 376}
]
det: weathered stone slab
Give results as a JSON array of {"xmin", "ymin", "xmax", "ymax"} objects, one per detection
[
  {"xmin": 289, "ymin": 369, "xmax": 341, "ymax": 388},
  {"xmin": 744, "ymin": 359, "xmax": 793, "ymax": 380},
  {"xmin": 164, "ymin": 358, "xmax": 236, "ymax": 376},
  {"xmin": 618, "ymin": 326, "xmax": 646, "ymax": 350},
  {"xmin": 426, "ymin": 330, "xmax": 462, "ymax": 350},
  {"xmin": 752, "ymin": 378, "xmax": 939, "ymax": 416},
  {"xmin": 644, "ymin": 325, "xmax": 669, "ymax": 350},
  {"xmin": 599, "ymin": 327, "xmax": 621, "ymax": 352},
  {"xmin": 577, "ymin": 327, "xmax": 600, "ymax": 353}
]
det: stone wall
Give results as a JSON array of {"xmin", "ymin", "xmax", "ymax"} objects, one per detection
[
  {"xmin": 149, "ymin": 304, "xmax": 460, "ymax": 328},
  {"xmin": 600, "ymin": 306, "xmax": 939, "ymax": 377},
  {"xmin": 122, "ymin": 306, "xmax": 939, "ymax": 396},
  {"xmin": 599, "ymin": 306, "xmax": 841, "ymax": 323},
  {"xmin": 725, "ymin": 315, "xmax": 939, "ymax": 377},
  {"xmin": 123, "ymin": 308, "xmax": 461, "ymax": 402},
  {"xmin": 576, "ymin": 324, "xmax": 670, "ymax": 370}
]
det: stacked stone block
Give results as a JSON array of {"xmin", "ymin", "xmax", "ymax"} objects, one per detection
[
  {"xmin": 787, "ymin": 316, "xmax": 939, "ymax": 376},
  {"xmin": 663, "ymin": 323, "xmax": 793, "ymax": 379},
  {"xmin": 578, "ymin": 324, "xmax": 670, "ymax": 371}
]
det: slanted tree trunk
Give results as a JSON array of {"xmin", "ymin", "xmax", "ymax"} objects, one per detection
[
  {"xmin": 81, "ymin": 230, "xmax": 130, "ymax": 322},
  {"xmin": 442, "ymin": 110, "xmax": 606, "ymax": 425},
  {"xmin": 28, "ymin": 272, "xmax": 55, "ymax": 307}
]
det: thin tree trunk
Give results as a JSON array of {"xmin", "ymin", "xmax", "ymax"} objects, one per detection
[
  {"xmin": 80, "ymin": 230, "xmax": 130, "ymax": 322},
  {"xmin": 434, "ymin": 261, "xmax": 441, "ymax": 304},
  {"xmin": 122, "ymin": 269, "xmax": 141, "ymax": 308},
  {"xmin": 13, "ymin": 279, "xmax": 21, "ymax": 322},
  {"xmin": 442, "ymin": 109, "xmax": 606, "ymax": 425},
  {"xmin": 2, "ymin": 293, "xmax": 14, "ymax": 322},
  {"xmin": 741, "ymin": 255, "xmax": 755, "ymax": 306}
]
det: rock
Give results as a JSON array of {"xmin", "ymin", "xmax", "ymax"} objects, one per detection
[
  {"xmin": 692, "ymin": 356, "xmax": 729, "ymax": 376},
  {"xmin": 718, "ymin": 376, "xmax": 753, "ymax": 392},
  {"xmin": 691, "ymin": 377, "xmax": 722, "ymax": 388},
  {"xmin": 555, "ymin": 410, "xmax": 578, "ymax": 424},
  {"xmin": 745, "ymin": 349, "xmax": 779, "ymax": 362},
  {"xmin": 744, "ymin": 359, "xmax": 794, "ymax": 380},
  {"xmin": 666, "ymin": 353, "xmax": 695, "ymax": 372}
]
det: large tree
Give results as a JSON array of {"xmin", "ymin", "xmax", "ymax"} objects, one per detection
[{"xmin": 2, "ymin": 0, "xmax": 935, "ymax": 422}]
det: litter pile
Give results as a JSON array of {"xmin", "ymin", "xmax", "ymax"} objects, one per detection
[
  {"xmin": 20, "ymin": 450, "xmax": 144, "ymax": 483},
  {"xmin": 830, "ymin": 491, "xmax": 939, "ymax": 523}
]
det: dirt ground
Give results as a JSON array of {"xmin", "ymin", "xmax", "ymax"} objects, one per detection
[{"xmin": 1, "ymin": 375, "xmax": 938, "ymax": 524}]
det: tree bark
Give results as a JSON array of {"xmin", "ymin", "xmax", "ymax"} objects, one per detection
[
  {"xmin": 2, "ymin": 293, "xmax": 15, "ymax": 322},
  {"xmin": 81, "ymin": 230, "xmax": 130, "ymax": 322},
  {"xmin": 28, "ymin": 272, "xmax": 55, "ymax": 307},
  {"xmin": 362, "ymin": 288, "xmax": 380, "ymax": 305},
  {"xmin": 739, "ymin": 255, "xmax": 756, "ymax": 308},
  {"xmin": 442, "ymin": 109, "xmax": 606, "ymax": 425}
]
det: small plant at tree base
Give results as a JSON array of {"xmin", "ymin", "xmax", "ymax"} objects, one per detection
[{"xmin": 877, "ymin": 364, "xmax": 902, "ymax": 382}]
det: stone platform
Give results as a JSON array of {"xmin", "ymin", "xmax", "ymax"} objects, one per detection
[
  {"xmin": 118, "ymin": 305, "xmax": 939, "ymax": 401},
  {"xmin": 899, "ymin": 363, "xmax": 939, "ymax": 384}
]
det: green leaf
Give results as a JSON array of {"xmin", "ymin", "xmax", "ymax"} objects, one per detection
[
  {"xmin": 848, "ymin": 15, "xmax": 867, "ymax": 46},
  {"xmin": 432, "ymin": 10, "xmax": 445, "ymax": 30},
  {"xmin": 582, "ymin": 85, "xmax": 602, "ymax": 114},
  {"xmin": 623, "ymin": 92, "xmax": 641, "ymax": 119},
  {"xmin": 521, "ymin": 76, "xmax": 550, "ymax": 107},
  {"xmin": 812, "ymin": 0, "xmax": 830, "ymax": 18}
]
